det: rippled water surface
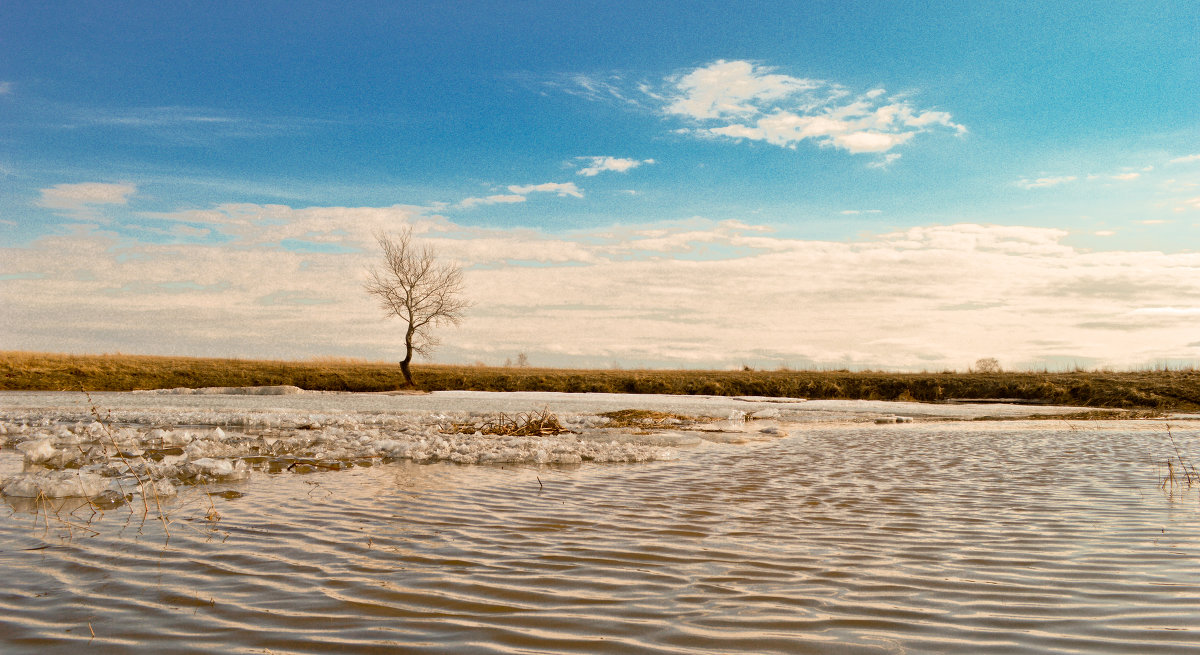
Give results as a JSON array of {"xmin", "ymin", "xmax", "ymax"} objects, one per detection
[{"xmin": 2, "ymin": 394, "xmax": 1199, "ymax": 653}]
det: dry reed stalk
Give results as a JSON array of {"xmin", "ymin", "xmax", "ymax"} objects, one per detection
[
  {"xmin": 82, "ymin": 389, "xmax": 172, "ymax": 538},
  {"xmin": 28, "ymin": 489, "xmax": 100, "ymax": 538},
  {"xmin": 449, "ymin": 409, "xmax": 569, "ymax": 436},
  {"xmin": 1163, "ymin": 424, "xmax": 1198, "ymax": 490}
]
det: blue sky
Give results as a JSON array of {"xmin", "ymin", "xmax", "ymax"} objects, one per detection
[{"xmin": 3, "ymin": 2, "xmax": 1200, "ymax": 370}]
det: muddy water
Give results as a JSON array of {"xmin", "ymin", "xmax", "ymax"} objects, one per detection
[{"xmin": 2, "ymin": 420, "xmax": 1200, "ymax": 653}]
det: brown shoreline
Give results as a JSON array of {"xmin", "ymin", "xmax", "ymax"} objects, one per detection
[{"xmin": 2, "ymin": 350, "xmax": 1199, "ymax": 411}]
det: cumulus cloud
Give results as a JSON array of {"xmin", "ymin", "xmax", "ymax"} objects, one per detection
[
  {"xmin": 37, "ymin": 182, "xmax": 137, "ymax": 211},
  {"xmin": 0, "ymin": 81, "xmax": 12, "ymax": 95},
  {"xmin": 665, "ymin": 60, "xmax": 817, "ymax": 119},
  {"xmin": 6, "ymin": 204, "xmax": 1200, "ymax": 369},
  {"xmin": 575, "ymin": 156, "xmax": 655, "ymax": 176},
  {"xmin": 506, "ymin": 182, "xmax": 583, "ymax": 198},
  {"xmin": 661, "ymin": 60, "xmax": 964, "ymax": 156},
  {"xmin": 1169, "ymin": 154, "xmax": 1200, "ymax": 164}
]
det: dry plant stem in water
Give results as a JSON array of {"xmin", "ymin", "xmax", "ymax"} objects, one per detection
[
  {"xmin": 82, "ymin": 389, "xmax": 172, "ymax": 538},
  {"xmin": 1162, "ymin": 424, "xmax": 1199, "ymax": 492},
  {"xmin": 449, "ymin": 410, "xmax": 569, "ymax": 437}
]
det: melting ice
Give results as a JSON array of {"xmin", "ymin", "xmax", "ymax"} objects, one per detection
[
  {"xmin": 1, "ymin": 387, "xmax": 1097, "ymax": 500},
  {"xmin": 0, "ymin": 393, "xmax": 784, "ymax": 499}
]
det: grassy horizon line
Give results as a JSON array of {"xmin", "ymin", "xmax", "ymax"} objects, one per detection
[
  {"xmin": 3, "ymin": 349, "xmax": 1197, "ymax": 375},
  {"xmin": 3, "ymin": 350, "xmax": 1200, "ymax": 411}
]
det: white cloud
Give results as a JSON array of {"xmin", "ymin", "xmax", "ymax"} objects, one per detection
[
  {"xmin": 1095, "ymin": 230, "xmax": 1116, "ymax": 236},
  {"xmin": 665, "ymin": 60, "xmax": 817, "ymax": 120},
  {"xmin": 1131, "ymin": 307, "xmax": 1200, "ymax": 316},
  {"xmin": 507, "ymin": 182, "xmax": 583, "ymax": 198},
  {"xmin": 37, "ymin": 182, "xmax": 137, "ymax": 211},
  {"xmin": 662, "ymin": 60, "xmax": 964, "ymax": 156},
  {"xmin": 1169, "ymin": 154, "xmax": 1200, "ymax": 164},
  {"xmin": 451, "ymin": 181, "xmax": 585, "ymax": 210},
  {"xmin": 0, "ymin": 81, "xmax": 12, "ymax": 95},
  {"xmin": 556, "ymin": 73, "xmax": 640, "ymax": 106},
  {"xmin": 1111, "ymin": 172, "xmax": 1140, "ymax": 181},
  {"xmin": 867, "ymin": 153, "xmax": 903, "ymax": 169},
  {"xmin": 7, "ymin": 206, "xmax": 1200, "ymax": 370},
  {"xmin": 575, "ymin": 156, "xmax": 655, "ymax": 176},
  {"xmin": 1017, "ymin": 176, "xmax": 1077, "ymax": 189},
  {"xmin": 171, "ymin": 224, "xmax": 213, "ymax": 239},
  {"xmin": 139, "ymin": 202, "xmax": 434, "ymax": 247},
  {"xmin": 457, "ymin": 194, "xmax": 526, "ymax": 209}
]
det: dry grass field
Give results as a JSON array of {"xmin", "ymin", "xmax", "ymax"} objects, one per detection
[{"xmin": 3, "ymin": 351, "xmax": 1199, "ymax": 411}]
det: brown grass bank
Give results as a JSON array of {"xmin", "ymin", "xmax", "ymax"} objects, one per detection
[{"xmin": 3, "ymin": 351, "xmax": 1200, "ymax": 411}]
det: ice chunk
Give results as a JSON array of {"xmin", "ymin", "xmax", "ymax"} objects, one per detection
[
  {"xmin": 163, "ymin": 429, "xmax": 194, "ymax": 447},
  {"xmin": 1, "ymin": 471, "xmax": 112, "ymax": 498},
  {"xmin": 576, "ymin": 430, "xmax": 701, "ymax": 447},
  {"xmin": 184, "ymin": 439, "xmax": 237, "ymax": 459},
  {"xmin": 16, "ymin": 438, "xmax": 59, "ymax": 464},
  {"xmin": 183, "ymin": 458, "xmax": 250, "ymax": 481},
  {"xmin": 151, "ymin": 479, "xmax": 178, "ymax": 497}
]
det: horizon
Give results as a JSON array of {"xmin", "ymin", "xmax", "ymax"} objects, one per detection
[
  {"xmin": 3, "ymin": 2, "xmax": 1200, "ymax": 371},
  {"xmin": 7, "ymin": 349, "xmax": 1200, "ymax": 376}
]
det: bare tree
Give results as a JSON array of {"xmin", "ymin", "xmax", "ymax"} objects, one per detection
[
  {"xmin": 973, "ymin": 357, "xmax": 1002, "ymax": 373},
  {"xmin": 364, "ymin": 228, "xmax": 468, "ymax": 386}
]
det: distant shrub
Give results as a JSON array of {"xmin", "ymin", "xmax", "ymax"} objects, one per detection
[{"xmin": 973, "ymin": 357, "xmax": 1002, "ymax": 373}]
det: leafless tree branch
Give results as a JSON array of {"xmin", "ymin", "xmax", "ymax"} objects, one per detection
[{"xmin": 364, "ymin": 228, "xmax": 469, "ymax": 386}]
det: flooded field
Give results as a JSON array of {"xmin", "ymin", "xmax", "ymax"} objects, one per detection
[{"xmin": 1, "ymin": 391, "xmax": 1199, "ymax": 653}]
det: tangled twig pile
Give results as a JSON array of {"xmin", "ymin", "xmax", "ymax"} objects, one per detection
[{"xmin": 449, "ymin": 410, "xmax": 569, "ymax": 437}]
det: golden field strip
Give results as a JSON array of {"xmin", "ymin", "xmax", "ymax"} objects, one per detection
[{"xmin": 4, "ymin": 351, "xmax": 1200, "ymax": 412}]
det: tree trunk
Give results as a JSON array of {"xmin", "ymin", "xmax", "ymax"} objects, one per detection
[{"xmin": 399, "ymin": 339, "xmax": 415, "ymax": 387}]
